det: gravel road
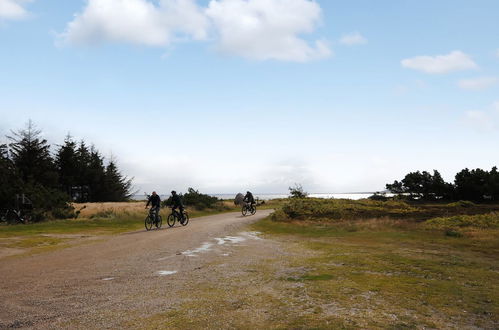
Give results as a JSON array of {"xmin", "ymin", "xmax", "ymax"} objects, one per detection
[{"xmin": 0, "ymin": 210, "xmax": 274, "ymax": 329}]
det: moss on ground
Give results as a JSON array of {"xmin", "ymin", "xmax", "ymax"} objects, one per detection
[{"xmin": 248, "ymin": 217, "xmax": 499, "ymax": 328}]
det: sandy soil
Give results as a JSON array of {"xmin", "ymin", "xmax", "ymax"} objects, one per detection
[{"xmin": 0, "ymin": 210, "xmax": 274, "ymax": 329}]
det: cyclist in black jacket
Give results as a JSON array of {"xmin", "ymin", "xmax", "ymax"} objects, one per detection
[
  {"xmin": 171, "ymin": 190, "xmax": 185, "ymax": 222},
  {"xmin": 146, "ymin": 191, "xmax": 161, "ymax": 221},
  {"xmin": 244, "ymin": 191, "xmax": 255, "ymax": 209}
]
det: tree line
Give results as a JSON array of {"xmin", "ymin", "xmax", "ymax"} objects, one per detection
[
  {"xmin": 386, "ymin": 168, "xmax": 499, "ymax": 202},
  {"xmin": 0, "ymin": 121, "xmax": 134, "ymax": 219}
]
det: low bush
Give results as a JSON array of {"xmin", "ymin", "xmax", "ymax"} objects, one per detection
[
  {"xmin": 425, "ymin": 212, "xmax": 499, "ymax": 230},
  {"xmin": 272, "ymin": 198, "xmax": 420, "ymax": 222},
  {"xmin": 162, "ymin": 188, "xmax": 223, "ymax": 210},
  {"xmin": 446, "ymin": 200, "xmax": 476, "ymax": 208}
]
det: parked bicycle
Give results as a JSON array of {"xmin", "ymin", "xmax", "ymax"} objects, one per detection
[
  {"xmin": 1, "ymin": 194, "xmax": 32, "ymax": 225},
  {"xmin": 0, "ymin": 208, "xmax": 31, "ymax": 224},
  {"xmin": 167, "ymin": 207, "xmax": 189, "ymax": 227},
  {"xmin": 241, "ymin": 203, "xmax": 256, "ymax": 216},
  {"xmin": 144, "ymin": 207, "xmax": 162, "ymax": 231}
]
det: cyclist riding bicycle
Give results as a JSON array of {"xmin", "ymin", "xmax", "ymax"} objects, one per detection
[
  {"xmin": 244, "ymin": 191, "xmax": 256, "ymax": 209},
  {"xmin": 171, "ymin": 190, "xmax": 185, "ymax": 223},
  {"xmin": 145, "ymin": 191, "xmax": 161, "ymax": 222}
]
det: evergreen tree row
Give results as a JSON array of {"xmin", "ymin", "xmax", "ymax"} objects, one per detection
[
  {"xmin": 0, "ymin": 121, "xmax": 134, "ymax": 216},
  {"xmin": 386, "ymin": 168, "xmax": 499, "ymax": 202}
]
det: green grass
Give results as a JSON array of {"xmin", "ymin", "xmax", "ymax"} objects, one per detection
[
  {"xmin": 0, "ymin": 206, "xmax": 247, "ymax": 255},
  {"xmin": 425, "ymin": 212, "xmax": 499, "ymax": 229},
  {"xmin": 249, "ymin": 214, "xmax": 499, "ymax": 328},
  {"xmin": 272, "ymin": 198, "xmax": 499, "ymax": 223}
]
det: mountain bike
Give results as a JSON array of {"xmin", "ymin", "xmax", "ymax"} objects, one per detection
[
  {"xmin": 0, "ymin": 209, "xmax": 31, "ymax": 224},
  {"xmin": 241, "ymin": 203, "xmax": 256, "ymax": 216},
  {"xmin": 145, "ymin": 207, "xmax": 162, "ymax": 231},
  {"xmin": 167, "ymin": 208, "xmax": 189, "ymax": 227}
]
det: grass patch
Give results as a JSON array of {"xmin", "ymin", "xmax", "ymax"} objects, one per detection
[
  {"xmin": 0, "ymin": 203, "xmax": 251, "ymax": 258},
  {"xmin": 271, "ymin": 198, "xmax": 499, "ymax": 223},
  {"xmin": 425, "ymin": 212, "xmax": 499, "ymax": 230},
  {"xmin": 249, "ymin": 211, "xmax": 499, "ymax": 328},
  {"xmin": 0, "ymin": 203, "xmax": 249, "ymax": 240}
]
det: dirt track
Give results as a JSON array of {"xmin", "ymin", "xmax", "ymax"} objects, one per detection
[{"xmin": 0, "ymin": 210, "xmax": 274, "ymax": 329}]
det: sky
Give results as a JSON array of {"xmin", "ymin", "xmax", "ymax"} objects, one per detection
[{"xmin": 1, "ymin": 0, "xmax": 498, "ymax": 195}]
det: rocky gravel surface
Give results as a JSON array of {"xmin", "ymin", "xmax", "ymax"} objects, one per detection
[{"xmin": 0, "ymin": 210, "xmax": 274, "ymax": 329}]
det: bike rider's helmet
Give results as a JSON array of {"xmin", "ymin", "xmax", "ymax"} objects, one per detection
[{"xmin": 171, "ymin": 190, "xmax": 176, "ymax": 195}]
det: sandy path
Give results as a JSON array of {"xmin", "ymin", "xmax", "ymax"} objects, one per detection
[{"xmin": 0, "ymin": 210, "xmax": 273, "ymax": 329}]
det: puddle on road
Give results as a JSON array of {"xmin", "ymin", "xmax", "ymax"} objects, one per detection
[
  {"xmin": 157, "ymin": 270, "xmax": 178, "ymax": 276},
  {"xmin": 182, "ymin": 232, "xmax": 263, "ymax": 257},
  {"xmin": 182, "ymin": 242, "xmax": 214, "ymax": 257},
  {"xmin": 243, "ymin": 231, "xmax": 262, "ymax": 240},
  {"xmin": 214, "ymin": 236, "xmax": 246, "ymax": 245}
]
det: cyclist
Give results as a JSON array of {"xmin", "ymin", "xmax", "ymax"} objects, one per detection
[
  {"xmin": 145, "ymin": 191, "xmax": 161, "ymax": 222},
  {"xmin": 244, "ymin": 191, "xmax": 255, "ymax": 210},
  {"xmin": 171, "ymin": 190, "xmax": 185, "ymax": 223}
]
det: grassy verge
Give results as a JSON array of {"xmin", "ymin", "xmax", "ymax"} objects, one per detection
[
  {"xmin": 243, "ymin": 200, "xmax": 499, "ymax": 328},
  {"xmin": 0, "ymin": 202, "xmax": 246, "ymax": 255}
]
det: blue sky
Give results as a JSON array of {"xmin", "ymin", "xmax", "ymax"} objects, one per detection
[{"xmin": 1, "ymin": 0, "xmax": 498, "ymax": 194}]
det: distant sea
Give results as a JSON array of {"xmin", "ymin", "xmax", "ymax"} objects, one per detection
[{"xmin": 131, "ymin": 192, "xmax": 381, "ymax": 201}]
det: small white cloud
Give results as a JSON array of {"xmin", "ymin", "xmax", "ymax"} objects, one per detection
[
  {"xmin": 0, "ymin": 0, "xmax": 32, "ymax": 20},
  {"xmin": 60, "ymin": 0, "xmax": 209, "ymax": 46},
  {"xmin": 465, "ymin": 111, "xmax": 494, "ymax": 131},
  {"xmin": 464, "ymin": 101, "xmax": 499, "ymax": 132},
  {"xmin": 205, "ymin": 0, "xmax": 332, "ymax": 62},
  {"xmin": 401, "ymin": 50, "xmax": 478, "ymax": 74},
  {"xmin": 458, "ymin": 77, "xmax": 498, "ymax": 90},
  {"xmin": 339, "ymin": 32, "xmax": 367, "ymax": 46},
  {"xmin": 493, "ymin": 101, "xmax": 499, "ymax": 112}
]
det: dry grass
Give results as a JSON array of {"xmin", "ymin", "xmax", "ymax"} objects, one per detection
[{"xmin": 73, "ymin": 202, "xmax": 145, "ymax": 218}]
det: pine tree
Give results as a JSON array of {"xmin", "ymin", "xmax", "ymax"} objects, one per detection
[
  {"xmin": 7, "ymin": 120, "xmax": 58, "ymax": 188},
  {"xmin": 87, "ymin": 147, "xmax": 107, "ymax": 202},
  {"xmin": 55, "ymin": 134, "xmax": 78, "ymax": 198},
  {"xmin": 0, "ymin": 144, "xmax": 22, "ymax": 208},
  {"xmin": 103, "ymin": 159, "xmax": 133, "ymax": 202}
]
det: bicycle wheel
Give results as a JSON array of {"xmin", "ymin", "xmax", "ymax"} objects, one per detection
[
  {"xmin": 156, "ymin": 215, "xmax": 162, "ymax": 229},
  {"xmin": 242, "ymin": 206, "xmax": 248, "ymax": 216},
  {"xmin": 145, "ymin": 215, "xmax": 153, "ymax": 231},
  {"xmin": 181, "ymin": 212, "xmax": 189, "ymax": 226},
  {"xmin": 251, "ymin": 205, "xmax": 256, "ymax": 215},
  {"xmin": 6, "ymin": 210, "xmax": 21, "ymax": 224},
  {"xmin": 22, "ymin": 213, "xmax": 31, "ymax": 223},
  {"xmin": 167, "ymin": 214, "xmax": 176, "ymax": 227}
]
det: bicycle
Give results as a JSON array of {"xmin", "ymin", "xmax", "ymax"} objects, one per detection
[
  {"xmin": 144, "ymin": 207, "xmax": 162, "ymax": 231},
  {"xmin": 241, "ymin": 203, "xmax": 256, "ymax": 216},
  {"xmin": 0, "ymin": 209, "xmax": 30, "ymax": 224},
  {"xmin": 167, "ymin": 207, "xmax": 189, "ymax": 227}
]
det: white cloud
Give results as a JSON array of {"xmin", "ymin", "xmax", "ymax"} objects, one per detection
[
  {"xmin": 60, "ymin": 0, "xmax": 209, "ymax": 46},
  {"xmin": 0, "ymin": 0, "xmax": 31, "ymax": 20},
  {"xmin": 465, "ymin": 111, "xmax": 494, "ymax": 131},
  {"xmin": 339, "ymin": 32, "xmax": 367, "ymax": 46},
  {"xmin": 205, "ymin": 0, "xmax": 331, "ymax": 62},
  {"xmin": 401, "ymin": 50, "xmax": 478, "ymax": 74},
  {"xmin": 60, "ymin": 0, "xmax": 331, "ymax": 62},
  {"xmin": 464, "ymin": 101, "xmax": 499, "ymax": 132},
  {"xmin": 493, "ymin": 101, "xmax": 499, "ymax": 112},
  {"xmin": 458, "ymin": 77, "xmax": 498, "ymax": 90}
]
